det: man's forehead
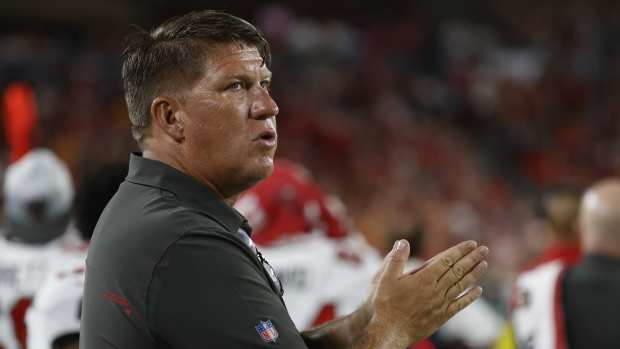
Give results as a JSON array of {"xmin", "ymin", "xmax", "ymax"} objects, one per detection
[{"xmin": 207, "ymin": 43, "xmax": 267, "ymax": 71}]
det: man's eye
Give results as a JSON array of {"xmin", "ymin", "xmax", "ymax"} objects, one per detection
[{"xmin": 227, "ymin": 82, "xmax": 243, "ymax": 90}]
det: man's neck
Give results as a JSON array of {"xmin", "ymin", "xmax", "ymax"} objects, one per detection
[{"xmin": 142, "ymin": 148, "xmax": 236, "ymax": 206}]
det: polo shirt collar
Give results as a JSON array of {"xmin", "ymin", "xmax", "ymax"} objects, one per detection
[{"xmin": 126, "ymin": 153, "xmax": 249, "ymax": 235}]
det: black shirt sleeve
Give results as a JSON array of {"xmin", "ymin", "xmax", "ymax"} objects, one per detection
[{"xmin": 148, "ymin": 232, "xmax": 308, "ymax": 349}]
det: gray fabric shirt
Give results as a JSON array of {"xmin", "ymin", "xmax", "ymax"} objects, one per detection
[{"xmin": 80, "ymin": 153, "xmax": 307, "ymax": 349}]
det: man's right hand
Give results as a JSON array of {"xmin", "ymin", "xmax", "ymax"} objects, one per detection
[{"xmin": 362, "ymin": 239, "xmax": 489, "ymax": 347}]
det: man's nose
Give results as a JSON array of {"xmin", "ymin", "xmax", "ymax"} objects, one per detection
[{"xmin": 250, "ymin": 88, "xmax": 279, "ymax": 120}]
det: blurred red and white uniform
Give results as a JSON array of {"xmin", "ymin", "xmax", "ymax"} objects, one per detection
[
  {"xmin": 235, "ymin": 160, "xmax": 382, "ymax": 329},
  {"xmin": 0, "ymin": 149, "xmax": 74, "ymax": 349},
  {"xmin": 25, "ymin": 249, "xmax": 85, "ymax": 349},
  {"xmin": 509, "ymin": 233, "xmax": 581, "ymax": 349},
  {"xmin": 510, "ymin": 260, "xmax": 568, "ymax": 349},
  {"xmin": 0, "ymin": 241, "xmax": 69, "ymax": 349}
]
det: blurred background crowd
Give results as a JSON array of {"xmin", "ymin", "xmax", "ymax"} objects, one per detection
[{"xmin": 1, "ymin": 0, "xmax": 619, "ymax": 347}]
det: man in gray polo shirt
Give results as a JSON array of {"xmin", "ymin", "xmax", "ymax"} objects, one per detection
[{"xmin": 80, "ymin": 10, "xmax": 489, "ymax": 349}]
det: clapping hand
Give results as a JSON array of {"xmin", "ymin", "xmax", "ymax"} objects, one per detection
[{"xmin": 363, "ymin": 239, "xmax": 489, "ymax": 347}]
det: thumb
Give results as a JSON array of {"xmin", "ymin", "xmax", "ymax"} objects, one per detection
[{"xmin": 381, "ymin": 239, "xmax": 411, "ymax": 281}]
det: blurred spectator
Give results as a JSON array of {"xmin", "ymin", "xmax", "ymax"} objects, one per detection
[
  {"xmin": 527, "ymin": 187, "xmax": 582, "ymax": 268},
  {"xmin": 497, "ymin": 188, "xmax": 582, "ymax": 349},
  {"xmin": 562, "ymin": 179, "xmax": 620, "ymax": 348}
]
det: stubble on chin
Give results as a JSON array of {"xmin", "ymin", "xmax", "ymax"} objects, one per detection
[{"xmin": 248, "ymin": 156, "xmax": 275, "ymax": 184}]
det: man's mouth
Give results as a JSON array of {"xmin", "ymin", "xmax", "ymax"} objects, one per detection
[{"xmin": 253, "ymin": 130, "xmax": 277, "ymax": 148}]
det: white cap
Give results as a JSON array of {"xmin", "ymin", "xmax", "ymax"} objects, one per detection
[{"xmin": 3, "ymin": 148, "xmax": 74, "ymax": 243}]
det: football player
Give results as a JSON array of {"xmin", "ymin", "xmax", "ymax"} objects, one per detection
[
  {"xmin": 234, "ymin": 159, "xmax": 382, "ymax": 329},
  {"xmin": 0, "ymin": 149, "xmax": 74, "ymax": 349},
  {"xmin": 25, "ymin": 162, "xmax": 127, "ymax": 349}
]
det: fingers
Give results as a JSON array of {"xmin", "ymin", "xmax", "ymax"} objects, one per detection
[
  {"xmin": 425, "ymin": 241, "xmax": 478, "ymax": 277},
  {"xmin": 437, "ymin": 245, "xmax": 489, "ymax": 290},
  {"xmin": 380, "ymin": 240, "xmax": 411, "ymax": 282},
  {"xmin": 446, "ymin": 286, "xmax": 483, "ymax": 318},
  {"xmin": 406, "ymin": 259, "xmax": 430, "ymax": 276},
  {"xmin": 444, "ymin": 260, "xmax": 488, "ymax": 300}
]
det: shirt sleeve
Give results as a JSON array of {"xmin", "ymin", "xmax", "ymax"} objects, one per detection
[{"xmin": 148, "ymin": 232, "xmax": 308, "ymax": 349}]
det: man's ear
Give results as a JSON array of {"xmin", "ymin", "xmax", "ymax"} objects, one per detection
[{"xmin": 150, "ymin": 96, "xmax": 185, "ymax": 142}]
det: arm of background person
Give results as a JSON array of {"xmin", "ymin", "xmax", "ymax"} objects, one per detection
[{"xmin": 302, "ymin": 240, "xmax": 489, "ymax": 349}]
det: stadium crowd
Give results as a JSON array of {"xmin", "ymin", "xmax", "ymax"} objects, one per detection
[{"xmin": 1, "ymin": 2, "xmax": 620, "ymax": 348}]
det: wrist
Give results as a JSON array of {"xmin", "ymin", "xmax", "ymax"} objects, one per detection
[
  {"xmin": 365, "ymin": 313, "xmax": 411, "ymax": 349},
  {"xmin": 352, "ymin": 300, "xmax": 373, "ymax": 329}
]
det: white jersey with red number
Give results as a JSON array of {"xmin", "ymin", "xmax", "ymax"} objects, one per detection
[
  {"xmin": 0, "ymin": 237, "xmax": 66, "ymax": 349},
  {"xmin": 258, "ymin": 233, "xmax": 381, "ymax": 330},
  {"xmin": 26, "ymin": 248, "xmax": 86, "ymax": 349},
  {"xmin": 511, "ymin": 260, "xmax": 568, "ymax": 349}
]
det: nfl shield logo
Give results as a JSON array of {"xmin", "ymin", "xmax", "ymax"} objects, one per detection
[{"xmin": 255, "ymin": 319, "xmax": 279, "ymax": 343}]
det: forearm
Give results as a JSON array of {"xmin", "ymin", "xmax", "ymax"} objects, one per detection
[
  {"xmin": 301, "ymin": 304, "xmax": 371, "ymax": 349},
  {"xmin": 302, "ymin": 307, "xmax": 409, "ymax": 349}
]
